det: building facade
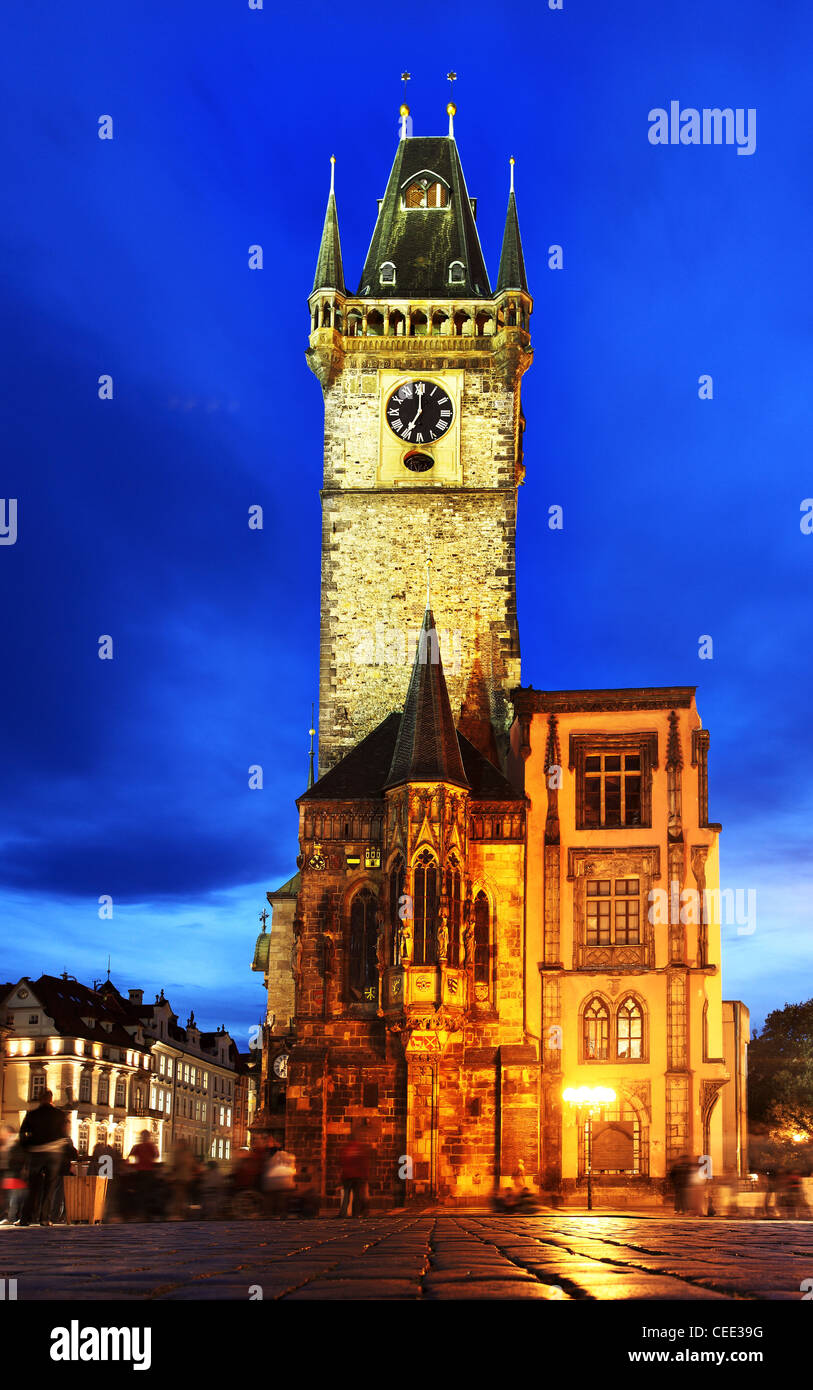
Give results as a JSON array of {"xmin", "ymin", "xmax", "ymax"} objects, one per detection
[
  {"xmin": 256, "ymin": 105, "xmax": 749, "ymax": 1207},
  {"xmin": 0, "ymin": 975, "xmax": 242, "ymax": 1166}
]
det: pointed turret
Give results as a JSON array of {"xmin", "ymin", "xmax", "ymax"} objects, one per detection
[
  {"xmin": 385, "ymin": 610, "xmax": 469, "ymax": 790},
  {"xmin": 312, "ymin": 157, "xmax": 345, "ymax": 295},
  {"xmin": 496, "ymin": 158, "xmax": 528, "ymax": 294},
  {"xmin": 357, "ymin": 125, "xmax": 490, "ymax": 300}
]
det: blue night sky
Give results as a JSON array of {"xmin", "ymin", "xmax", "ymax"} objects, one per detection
[{"xmin": 2, "ymin": 0, "xmax": 811, "ymax": 1043}]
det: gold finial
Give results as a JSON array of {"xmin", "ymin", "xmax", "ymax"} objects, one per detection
[
  {"xmin": 446, "ymin": 102, "xmax": 456, "ymax": 137},
  {"xmin": 509, "ymin": 156, "xmax": 515, "ymax": 193},
  {"xmin": 330, "ymin": 155, "xmax": 335, "ymax": 193},
  {"xmin": 399, "ymin": 103, "xmax": 410, "ymax": 117}
]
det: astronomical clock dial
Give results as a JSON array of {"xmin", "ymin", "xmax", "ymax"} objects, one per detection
[
  {"xmin": 272, "ymin": 1053, "xmax": 288, "ymax": 1080},
  {"xmin": 386, "ymin": 379, "xmax": 454, "ymax": 445}
]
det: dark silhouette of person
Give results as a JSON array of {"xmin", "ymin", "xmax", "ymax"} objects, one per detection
[{"xmin": 18, "ymin": 1091, "xmax": 68, "ymax": 1226}]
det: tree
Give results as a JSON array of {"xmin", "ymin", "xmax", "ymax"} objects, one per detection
[{"xmin": 748, "ymin": 1000, "xmax": 813, "ymax": 1171}]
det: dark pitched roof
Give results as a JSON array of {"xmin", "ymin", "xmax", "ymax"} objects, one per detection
[
  {"xmin": 312, "ymin": 186, "xmax": 345, "ymax": 295},
  {"xmin": 385, "ymin": 609, "xmax": 469, "ymax": 790},
  {"xmin": 496, "ymin": 189, "xmax": 528, "ymax": 294},
  {"xmin": 299, "ymin": 713, "xmax": 401, "ymax": 803},
  {"xmin": 357, "ymin": 136, "xmax": 491, "ymax": 299},
  {"xmin": 18, "ymin": 976, "xmax": 142, "ymax": 1048},
  {"xmin": 298, "ymin": 709, "xmax": 521, "ymax": 804}
]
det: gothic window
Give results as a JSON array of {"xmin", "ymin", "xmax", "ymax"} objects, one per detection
[
  {"xmin": 449, "ymin": 261, "xmax": 465, "ymax": 285},
  {"xmin": 583, "ymin": 997, "xmax": 610, "ymax": 1060},
  {"xmin": 403, "ymin": 177, "xmax": 448, "ymax": 208},
  {"xmin": 380, "ymin": 261, "xmax": 396, "ymax": 286},
  {"xmin": 473, "ymin": 890, "xmax": 490, "ymax": 985},
  {"xmin": 348, "ymin": 887, "xmax": 378, "ymax": 1000},
  {"xmin": 617, "ymin": 997, "xmax": 644, "ymax": 1059},
  {"xmin": 444, "ymin": 860, "xmax": 462, "ymax": 966},
  {"xmin": 586, "ymin": 879, "xmax": 640, "ymax": 945},
  {"xmin": 389, "ymin": 856, "xmax": 405, "ymax": 965},
  {"xmin": 413, "ymin": 850, "xmax": 437, "ymax": 966}
]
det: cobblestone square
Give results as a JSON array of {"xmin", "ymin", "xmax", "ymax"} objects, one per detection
[{"xmin": 3, "ymin": 1215, "xmax": 813, "ymax": 1301}]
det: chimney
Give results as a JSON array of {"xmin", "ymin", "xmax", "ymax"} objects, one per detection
[{"xmin": 128, "ymin": 989, "xmax": 144, "ymax": 1006}]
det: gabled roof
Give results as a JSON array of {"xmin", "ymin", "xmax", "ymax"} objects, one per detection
[
  {"xmin": 357, "ymin": 136, "xmax": 491, "ymax": 299},
  {"xmin": 312, "ymin": 184, "xmax": 345, "ymax": 295},
  {"xmin": 496, "ymin": 189, "xmax": 528, "ymax": 294},
  {"xmin": 385, "ymin": 609, "xmax": 468, "ymax": 790},
  {"xmin": 6, "ymin": 975, "xmax": 142, "ymax": 1049}
]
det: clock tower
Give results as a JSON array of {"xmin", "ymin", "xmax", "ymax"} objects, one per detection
[{"xmin": 307, "ymin": 106, "xmax": 532, "ymax": 774}]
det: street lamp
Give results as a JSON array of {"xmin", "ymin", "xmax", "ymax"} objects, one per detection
[{"xmin": 563, "ymin": 1085, "xmax": 617, "ymax": 1212}]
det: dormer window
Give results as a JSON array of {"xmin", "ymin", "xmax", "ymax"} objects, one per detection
[
  {"xmin": 449, "ymin": 260, "xmax": 465, "ymax": 285},
  {"xmin": 402, "ymin": 174, "xmax": 449, "ymax": 209},
  {"xmin": 379, "ymin": 261, "xmax": 396, "ymax": 287}
]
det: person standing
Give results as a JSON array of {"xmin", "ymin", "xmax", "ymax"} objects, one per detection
[
  {"xmin": 18, "ymin": 1091, "xmax": 68, "ymax": 1226},
  {"xmin": 338, "ymin": 1133, "xmax": 370, "ymax": 1218}
]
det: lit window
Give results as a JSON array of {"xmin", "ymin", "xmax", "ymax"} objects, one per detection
[
  {"xmin": 617, "ymin": 997, "xmax": 644, "ymax": 1059},
  {"xmin": 583, "ymin": 998, "xmax": 610, "ymax": 1060},
  {"xmin": 226, "ymin": 1108, "xmax": 231, "ymax": 1127},
  {"xmin": 166, "ymin": 1058, "xmax": 173, "ymax": 1078},
  {"xmin": 184, "ymin": 1064, "xmax": 190, "ymax": 1083},
  {"xmin": 191, "ymin": 1067, "xmax": 196, "ymax": 1085},
  {"xmin": 583, "ymin": 752, "xmax": 642, "ymax": 828},
  {"xmin": 403, "ymin": 178, "xmax": 448, "ymax": 209},
  {"xmin": 225, "ymin": 1140, "xmax": 231, "ymax": 1159},
  {"xmin": 159, "ymin": 1055, "xmax": 165, "ymax": 1075}
]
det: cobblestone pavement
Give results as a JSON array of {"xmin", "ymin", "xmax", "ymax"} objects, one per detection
[{"xmin": 2, "ymin": 1216, "xmax": 813, "ymax": 1300}]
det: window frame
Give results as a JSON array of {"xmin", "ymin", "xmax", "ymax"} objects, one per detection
[{"xmin": 570, "ymin": 732, "xmax": 658, "ymax": 830}]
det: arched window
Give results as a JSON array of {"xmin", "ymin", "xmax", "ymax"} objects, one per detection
[
  {"xmin": 380, "ymin": 261, "xmax": 396, "ymax": 286},
  {"xmin": 389, "ymin": 856, "xmax": 405, "ymax": 965},
  {"xmin": 449, "ymin": 261, "xmax": 465, "ymax": 285},
  {"xmin": 403, "ymin": 177, "xmax": 448, "ymax": 209},
  {"xmin": 413, "ymin": 850, "xmax": 437, "ymax": 966},
  {"xmin": 583, "ymin": 998, "xmax": 610, "ymax": 1060},
  {"xmin": 617, "ymin": 997, "xmax": 644, "ymax": 1059},
  {"xmin": 443, "ymin": 859, "xmax": 462, "ymax": 966},
  {"xmin": 473, "ymin": 890, "xmax": 490, "ymax": 985},
  {"xmin": 348, "ymin": 888, "xmax": 378, "ymax": 1000}
]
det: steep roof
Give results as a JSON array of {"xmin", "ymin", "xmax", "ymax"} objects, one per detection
[
  {"xmin": 8, "ymin": 975, "xmax": 143, "ymax": 1048},
  {"xmin": 496, "ymin": 189, "xmax": 528, "ymax": 294},
  {"xmin": 357, "ymin": 136, "xmax": 491, "ymax": 299},
  {"xmin": 312, "ymin": 182, "xmax": 345, "ymax": 295},
  {"xmin": 385, "ymin": 608, "xmax": 469, "ymax": 790}
]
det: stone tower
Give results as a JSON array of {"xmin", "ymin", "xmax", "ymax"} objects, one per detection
[{"xmin": 307, "ymin": 108, "xmax": 533, "ymax": 775}]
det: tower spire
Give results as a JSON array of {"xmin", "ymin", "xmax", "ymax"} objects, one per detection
[
  {"xmin": 307, "ymin": 704, "xmax": 316, "ymax": 789},
  {"xmin": 496, "ymin": 157, "xmax": 528, "ymax": 294},
  {"xmin": 312, "ymin": 157, "xmax": 345, "ymax": 295},
  {"xmin": 384, "ymin": 609, "xmax": 469, "ymax": 791}
]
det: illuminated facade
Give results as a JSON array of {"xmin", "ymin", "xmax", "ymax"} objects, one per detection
[{"xmin": 257, "ymin": 107, "xmax": 749, "ymax": 1207}]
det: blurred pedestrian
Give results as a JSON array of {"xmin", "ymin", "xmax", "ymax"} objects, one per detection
[
  {"xmin": 18, "ymin": 1091, "xmax": 68, "ymax": 1226},
  {"xmin": 128, "ymin": 1130, "xmax": 160, "ymax": 1220},
  {"xmin": 685, "ymin": 1157, "xmax": 707, "ymax": 1216},
  {"xmin": 668, "ymin": 1155, "xmax": 689, "ymax": 1215},
  {"xmin": 200, "ymin": 1160, "xmax": 226, "ymax": 1220},
  {"xmin": 0, "ymin": 1135, "xmax": 28, "ymax": 1226},
  {"xmin": 263, "ymin": 1144, "xmax": 296, "ymax": 1216},
  {"xmin": 338, "ymin": 1132, "xmax": 370, "ymax": 1218},
  {"xmin": 168, "ymin": 1138, "xmax": 200, "ymax": 1220},
  {"xmin": 50, "ymin": 1135, "xmax": 80, "ymax": 1224}
]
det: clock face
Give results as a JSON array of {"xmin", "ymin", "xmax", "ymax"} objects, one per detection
[
  {"xmin": 386, "ymin": 379, "xmax": 453, "ymax": 445},
  {"xmin": 273, "ymin": 1053, "xmax": 288, "ymax": 1080}
]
